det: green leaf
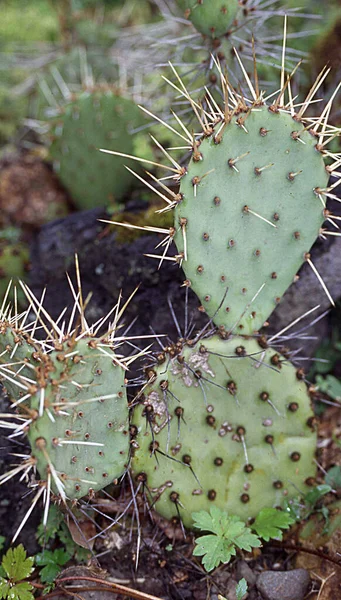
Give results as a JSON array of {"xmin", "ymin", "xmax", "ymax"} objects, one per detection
[
  {"xmin": 316, "ymin": 375, "xmax": 341, "ymax": 401},
  {"xmin": 236, "ymin": 578, "xmax": 248, "ymax": 600},
  {"xmin": 325, "ymin": 466, "xmax": 341, "ymax": 490},
  {"xmin": 1, "ymin": 546, "xmax": 34, "ymax": 583},
  {"xmin": 0, "ymin": 538, "xmax": 5, "ymax": 553},
  {"xmin": 192, "ymin": 508, "xmax": 261, "ymax": 572},
  {"xmin": 36, "ymin": 549, "xmax": 71, "ymax": 584},
  {"xmin": 252, "ymin": 508, "xmax": 295, "ymax": 542},
  {"xmin": 4, "ymin": 582, "xmax": 34, "ymax": 600},
  {"xmin": 0, "ymin": 578, "xmax": 10, "ymax": 599},
  {"xmin": 305, "ymin": 484, "xmax": 332, "ymax": 508},
  {"xmin": 193, "ymin": 534, "xmax": 237, "ymax": 572}
]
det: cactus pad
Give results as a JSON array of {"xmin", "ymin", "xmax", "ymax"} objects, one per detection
[
  {"xmin": 0, "ymin": 228, "xmax": 29, "ymax": 299},
  {"xmin": 177, "ymin": 0, "xmax": 239, "ymax": 38},
  {"xmin": 49, "ymin": 89, "xmax": 146, "ymax": 210},
  {"xmin": 174, "ymin": 105, "xmax": 329, "ymax": 334},
  {"xmin": 131, "ymin": 335, "xmax": 317, "ymax": 527},
  {"xmin": 26, "ymin": 337, "xmax": 129, "ymax": 500}
]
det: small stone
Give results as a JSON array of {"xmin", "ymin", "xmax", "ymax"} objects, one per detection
[
  {"xmin": 256, "ymin": 569, "xmax": 310, "ymax": 600},
  {"xmin": 236, "ymin": 560, "xmax": 257, "ymax": 586}
]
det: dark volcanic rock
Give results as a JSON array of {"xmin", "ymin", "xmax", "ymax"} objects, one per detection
[{"xmin": 29, "ymin": 206, "xmax": 341, "ymax": 359}]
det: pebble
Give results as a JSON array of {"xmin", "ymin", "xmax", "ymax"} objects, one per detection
[{"xmin": 256, "ymin": 569, "xmax": 311, "ymax": 600}]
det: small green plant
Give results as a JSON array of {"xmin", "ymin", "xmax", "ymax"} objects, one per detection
[
  {"xmin": 0, "ymin": 545, "xmax": 34, "ymax": 600},
  {"xmin": 192, "ymin": 506, "xmax": 295, "ymax": 572},
  {"xmin": 315, "ymin": 375, "xmax": 341, "ymax": 402},
  {"xmin": 36, "ymin": 505, "xmax": 90, "ymax": 563},
  {"xmin": 235, "ymin": 578, "xmax": 248, "ymax": 600},
  {"xmin": 35, "ymin": 549, "xmax": 70, "ymax": 585},
  {"xmin": 218, "ymin": 577, "xmax": 248, "ymax": 600},
  {"xmin": 325, "ymin": 466, "xmax": 341, "ymax": 490}
]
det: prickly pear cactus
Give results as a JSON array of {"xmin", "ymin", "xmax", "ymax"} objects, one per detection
[
  {"xmin": 27, "ymin": 337, "xmax": 129, "ymax": 499},
  {"xmin": 49, "ymin": 89, "xmax": 147, "ymax": 210},
  {"xmin": 177, "ymin": 0, "xmax": 240, "ymax": 38},
  {"xmin": 0, "ymin": 228, "xmax": 29, "ymax": 299},
  {"xmin": 0, "ymin": 286, "xmax": 130, "ymax": 502},
  {"xmin": 131, "ymin": 335, "xmax": 317, "ymax": 527},
  {"xmin": 174, "ymin": 106, "xmax": 329, "ymax": 334},
  {"xmin": 0, "ymin": 322, "xmax": 38, "ymax": 401}
]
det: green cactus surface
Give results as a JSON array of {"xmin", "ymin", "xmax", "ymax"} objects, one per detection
[
  {"xmin": 0, "ymin": 323, "xmax": 39, "ymax": 401},
  {"xmin": 177, "ymin": 0, "xmax": 240, "ymax": 38},
  {"xmin": 0, "ymin": 228, "xmax": 29, "ymax": 299},
  {"xmin": 131, "ymin": 335, "xmax": 317, "ymax": 527},
  {"xmin": 25, "ymin": 337, "xmax": 129, "ymax": 500},
  {"xmin": 49, "ymin": 89, "xmax": 147, "ymax": 210},
  {"xmin": 174, "ymin": 105, "xmax": 329, "ymax": 334}
]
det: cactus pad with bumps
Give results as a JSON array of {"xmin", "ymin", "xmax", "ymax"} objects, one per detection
[
  {"xmin": 177, "ymin": 0, "xmax": 239, "ymax": 38},
  {"xmin": 174, "ymin": 106, "xmax": 329, "ymax": 334},
  {"xmin": 131, "ymin": 335, "xmax": 316, "ymax": 527},
  {"xmin": 25, "ymin": 337, "xmax": 129, "ymax": 500},
  {"xmin": 49, "ymin": 89, "xmax": 146, "ymax": 210}
]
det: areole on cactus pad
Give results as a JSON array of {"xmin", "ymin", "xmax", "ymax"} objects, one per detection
[{"xmin": 131, "ymin": 334, "xmax": 317, "ymax": 527}]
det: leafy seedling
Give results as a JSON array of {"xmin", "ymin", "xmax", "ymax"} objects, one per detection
[
  {"xmin": 252, "ymin": 508, "xmax": 295, "ymax": 542},
  {"xmin": 218, "ymin": 578, "xmax": 248, "ymax": 600},
  {"xmin": 193, "ymin": 506, "xmax": 298, "ymax": 571},
  {"xmin": 36, "ymin": 549, "xmax": 71, "ymax": 584},
  {"xmin": 0, "ymin": 545, "xmax": 34, "ymax": 600},
  {"xmin": 236, "ymin": 578, "xmax": 248, "ymax": 600},
  {"xmin": 192, "ymin": 507, "xmax": 261, "ymax": 572}
]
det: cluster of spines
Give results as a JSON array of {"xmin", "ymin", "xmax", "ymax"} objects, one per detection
[{"xmin": 0, "ymin": 264, "xmax": 150, "ymax": 543}]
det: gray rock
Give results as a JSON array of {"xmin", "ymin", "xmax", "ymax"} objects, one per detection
[
  {"xmin": 256, "ymin": 569, "xmax": 311, "ymax": 600},
  {"xmin": 237, "ymin": 561, "xmax": 257, "ymax": 587}
]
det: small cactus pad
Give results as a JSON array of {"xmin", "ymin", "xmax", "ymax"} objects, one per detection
[
  {"xmin": 177, "ymin": 0, "xmax": 239, "ymax": 38},
  {"xmin": 174, "ymin": 106, "xmax": 329, "ymax": 333},
  {"xmin": 26, "ymin": 338, "xmax": 129, "ymax": 499},
  {"xmin": 0, "ymin": 229, "xmax": 29, "ymax": 299},
  {"xmin": 0, "ymin": 324, "xmax": 38, "ymax": 400},
  {"xmin": 131, "ymin": 335, "xmax": 316, "ymax": 527},
  {"xmin": 49, "ymin": 89, "xmax": 146, "ymax": 210}
]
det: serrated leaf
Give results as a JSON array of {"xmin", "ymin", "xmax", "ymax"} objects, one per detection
[
  {"xmin": 1, "ymin": 546, "xmax": 34, "ymax": 583},
  {"xmin": 234, "ymin": 529, "xmax": 261, "ymax": 551},
  {"xmin": 325, "ymin": 466, "xmax": 341, "ymax": 490},
  {"xmin": 36, "ymin": 549, "xmax": 70, "ymax": 584},
  {"xmin": 5, "ymin": 582, "xmax": 34, "ymax": 600},
  {"xmin": 193, "ymin": 534, "xmax": 237, "ymax": 572},
  {"xmin": 192, "ymin": 506, "xmax": 229, "ymax": 536},
  {"xmin": 192, "ymin": 508, "xmax": 261, "ymax": 572},
  {"xmin": 252, "ymin": 508, "xmax": 295, "ymax": 542},
  {"xmin": 0, "ymin": 578, "xmax": 10, "ymax": 599},
  {"xmin": 236, "ymin": 578, "xmax": 248, "ymax": 600}
]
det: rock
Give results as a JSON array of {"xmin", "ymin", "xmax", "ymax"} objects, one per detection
[
  {"xmin": 236, "ymin": 561, "xmax": 257, "ymax": 587},
  {"xmin": 28, "ymin": 205, "xmax": 341, "ymax": 361},
  {"xmin": 256, "ymin": 569, "xmax": 311, "ymax": 600}
]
